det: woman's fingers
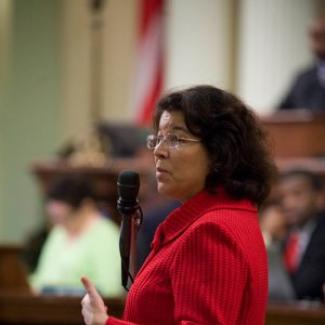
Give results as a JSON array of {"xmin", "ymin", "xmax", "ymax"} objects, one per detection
[
  {"xmin": 81, "ymin": 297, "xmax": 93, "ymax": 325},
  {"xmin": 81, "ymin": 277, "xmax": 99, "ymax": 298},
  {"xmin": 80, "ymin": 277, "xmax": 108, "ymax": 325},
  {"xmin": 81, "ymin": 276, "xmax": 106, "ymax": 309},
  {"xmin": 81, "ymin": 277, "xmax": 108, "ymax": 312}
]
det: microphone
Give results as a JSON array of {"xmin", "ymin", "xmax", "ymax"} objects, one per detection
[{"xmin": 117, "ymin": 170, "xmax": 141, "ymax": 290}]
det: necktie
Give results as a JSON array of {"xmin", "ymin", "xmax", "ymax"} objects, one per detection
[{"xmin": 284, "ymin": 232, "xmax": 300, "ymax": 273}]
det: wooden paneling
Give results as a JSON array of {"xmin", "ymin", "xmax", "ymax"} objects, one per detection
[
  {"xmin": 261, "ymin": 110, "xmax": 325, "ymax": 158},
  {"xmin": 0, "ymin": 294, "xmax": 324, "ymax": 325},
  {"xmin": 0, "ymin": 292, "xmax": 124, "ymax": 325},
  {"xmin": 0, "ymin": 246, "xmax": 31, "ymax": 294},
  {"xmin": 266, "ymin": 303, "xmax": 325, "ymax": 325},
  {"xmin": 31, "ymin": 159, "xmax": 152, "ymax": 224}
]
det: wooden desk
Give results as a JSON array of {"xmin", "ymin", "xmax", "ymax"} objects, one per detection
[
  {"xmin": 261, "ymin": 110, "xmax": 325, "ymax": 158},
  {"xmin": 1, "ymin": 293, "xmax": 324, "ymax": 325},
  {"xmin": 31, "ymin": 159, "xmax": 152, "ymax": 224},
  {"xmin": 0, "ymin": 246, "xmax": 31, "ymax": 293},
  {"xmin": 0, "ymin": 245, "xmax": 123, "ymax": 324},
  {"xmin": 276, "ymin": 157, "xmax": 325, "ymax": 174},
  {"xmin": 266, "ymin": 303, "xmax": 325, "ymax": 325},
  {"xmin": 0, "ymin": 292, "xmax": 124, "ymax": 325}
]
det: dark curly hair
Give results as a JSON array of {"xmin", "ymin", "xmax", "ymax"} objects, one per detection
[
  {"xmin": 153, "ymin": 85, "xmax": 276, "ymax": 206},
  {"xmin": 46, "ymin": 175, "xmax": 95, "ymax": 209},
  {"xmin": 280, "ymin": 169, "xmax": 323, "ymax": 192}
]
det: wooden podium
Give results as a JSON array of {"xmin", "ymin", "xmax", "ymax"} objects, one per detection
[
  {"xmin": 261, "ymin": 110, "xmax": 325, "ymax": 203},
  {"xmin": 31, "ymin": 158, "xmax": 152, "ymax": 225},
  {"xmin": 0, "ymin": 246, "xmax": 31, "ymax": 293},
  {"xmin": 0, "ymin": 245, "xmax": 124, "ymax": 325},
  {"xmin": 266, "ymin": 303, "xmax": 325, "ymax": 325},
  {"xmin": 1, "ymin": 293, "xmax": 324, "ymax": 325},
  {"xmin": 261, "ymin": 110, "xmax": 325, "ymax": 158},
  {"xmin": 0, "ymin": 293, "xmax": 124, "ymax": 325}
]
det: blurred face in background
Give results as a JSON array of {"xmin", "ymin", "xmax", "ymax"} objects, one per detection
[
  {"xmin": 309, "ymin": 16, "xmax": 325, "ymax": 60},
  {"xmin": 154, "ymin": 110, "xmax": 210, "ymax": 202},
  {"xmin": 260, "ymin": 205, "xmax": 288, "ymax": 241},
  {"xmin": 279, "ymin": 175, "xmax": 320, "ymax": 228},
  {"xmin": 45, "ymin": 200, "xmax": 75, "ymax": 226}
]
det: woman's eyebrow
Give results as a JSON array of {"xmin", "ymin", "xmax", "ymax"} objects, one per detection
[
  {"xmin": 171, "ymin": 126, "xmax": 188, "ymax": 132},
  {"xmin": 157, "ymin": 125, "xmax": 188, "ymax": 134}
]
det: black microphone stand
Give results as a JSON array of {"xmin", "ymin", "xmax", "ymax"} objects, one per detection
[{"xmin": 117, "ymin": 199, "xmax": 143, "ymax": 291}]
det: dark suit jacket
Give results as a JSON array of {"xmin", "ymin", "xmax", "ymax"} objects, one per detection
[
  {"xmin": 268, "ymin": 241, "xmax": 295, "ymax": 302},
  {"xmin": 279, "ymin": 65, "xmax": 325, "ymax": 111},
  {"xmin": 290, "ymin": 211, "xmax": 325, "ymax": 300}
]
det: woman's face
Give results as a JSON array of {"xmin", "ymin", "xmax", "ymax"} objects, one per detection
[
  {"xmin": 46, "ymin": 200, "xmax": 74, "ymax": 225},
  {"xmin": 154, "ymin": 110, "xmax": 210, "ymax": 201}
]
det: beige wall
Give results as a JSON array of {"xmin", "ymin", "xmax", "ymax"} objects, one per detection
[
  {"xmin": 61, "ymin": 0, "xmax": 138, "ymax": 135},
  {"xmin": 1, "ymin": 0, "xmax": 61, "ymax": 243},
  {"xmin": 61, "ymin": 0, "xmax": 237, "ymax": 128},
  {"xmin": 60, "ymin": 0, "xmax": 92, "ymax": 143},
  {"xmin": 165, "ymin": 0, "xmax": 237, "ymax": 91},
  {"xmin": 0, "ymin": 0, "xmax": 12, "ymax": 237},
  {"xmin": 0, "ymin": 0, "xmax": 12, "ymax": 91},
  {"xmin": 61, "ymin": 0, "xmax": 323, "ymax": 124},
  {"xmin": 237, "ymin": 0, "xmax": 317, "ymax": 114},
  {"xmin": 101, "ymin": 0, "xmax": 138, "ymax": 122}
]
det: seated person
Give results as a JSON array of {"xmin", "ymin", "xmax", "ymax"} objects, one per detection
[
  {"xmin": 260, "ymin": 204, "xmax": 295, "ymax": 302},
  {"xmin": 260, "ymin": 204, "xmax": 288, "ymax": 248},
  {"xmin": 278, "ymin": 14, "xmax": 325, "ymax": 111},
  {"xmin": 277, "ymin": 169, "xmax": 325, "ymax": 301},
  {"xmin": 30, "ymin": 175, "xmax": 122, "ymax": 297}
]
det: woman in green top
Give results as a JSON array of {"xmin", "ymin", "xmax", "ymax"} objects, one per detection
[{"xmin": 31, "ymin": 175, "xmax": 122, "ymax": 297}]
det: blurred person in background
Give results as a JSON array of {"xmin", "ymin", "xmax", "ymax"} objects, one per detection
[
  {"xmin": 260, "ymin": 204, "xmax": 295, "ymax": 302},
  {"xmin": 260, "ymin": 204, "xmax": 288, "ymax": 248},
  {"xmin": 279, "ymin": 14, "xmax": 325, "ymax": 111},
  {"xmin": 30, "ymin": 175, "xmax": 122, "ymax": 297},
  {"xmin": 278, "ymin": 169, "xmax": 325, "ymax": 301}
]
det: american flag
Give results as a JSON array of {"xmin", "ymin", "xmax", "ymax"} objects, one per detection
[{"xmin": 132, "ymin": 0, "xmax": 165, "ymax": 126}]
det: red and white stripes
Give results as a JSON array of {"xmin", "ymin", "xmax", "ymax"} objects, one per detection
[{"xmin": 132, "ymin": 0, "xmax": 165, "ymax": 126}]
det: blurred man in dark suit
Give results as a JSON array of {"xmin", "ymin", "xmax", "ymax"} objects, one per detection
[
  {"xmin": 279, "ymin": 169, "xmax": 325, "ymax": 301},
  {"xmin": 260, "ymin": 204, "xmax": 295, "ymax": 302},
  {"xmin": 279, "ymin": 15, "xmax": 325, "ymax": 111}
]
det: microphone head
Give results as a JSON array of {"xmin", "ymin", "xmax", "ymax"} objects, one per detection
[{"xmin": 117, "ymin": 170, "xmax": 140, "ymax": 204}]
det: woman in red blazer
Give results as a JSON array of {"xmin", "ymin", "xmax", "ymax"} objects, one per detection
[{"xmin": 81, "ymin": 85, "xmax": 276, "ymax": 325}]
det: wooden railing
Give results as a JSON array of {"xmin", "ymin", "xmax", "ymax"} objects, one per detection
[
  {"xmin": 261, "ymin": 110, "xmax": 325, "ymax": 158},
  {"xmin": 0, "ymin": 292, "xmax": 324, "ymax": 325},
  {"xmin": 0, "ymin": 291, "xmax": 124, "ymax": 325}
]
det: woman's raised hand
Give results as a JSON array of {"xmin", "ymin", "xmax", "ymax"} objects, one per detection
[{"xmin": 81, "ymin": 276, "xmax": 109, "ymax": 325}]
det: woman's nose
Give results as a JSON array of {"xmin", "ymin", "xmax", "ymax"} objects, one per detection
[{"xmin": 154, "ymin": 140, "xmax": 169, "ymax": 159}]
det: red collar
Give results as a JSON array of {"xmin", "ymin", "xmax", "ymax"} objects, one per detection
[{"xmin": 151, "ymin": 188, "xmax": 257, "ymax": 250}]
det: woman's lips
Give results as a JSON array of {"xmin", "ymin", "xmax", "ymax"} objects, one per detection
[
  {"xmin": 156, "ymin": 167, "xmax": 169, "ymax": 179},
  {"xmin": 156, "ymin": 167, "xmax": 168, "ymax": 173}
]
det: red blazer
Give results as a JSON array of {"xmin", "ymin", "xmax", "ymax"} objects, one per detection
[{"xmin": 107, "ymin": 189, "xmax": 268, "ymax": 325}]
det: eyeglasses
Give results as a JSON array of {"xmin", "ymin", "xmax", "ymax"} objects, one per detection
[{"xmin": 146, "ymin": 134, "xmax": 200, "ymax": 150}]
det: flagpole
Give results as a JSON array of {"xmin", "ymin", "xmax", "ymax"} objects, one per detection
[{"xmin": 89, "ymin": 0, "xmax": 106, "ymax": 124}]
